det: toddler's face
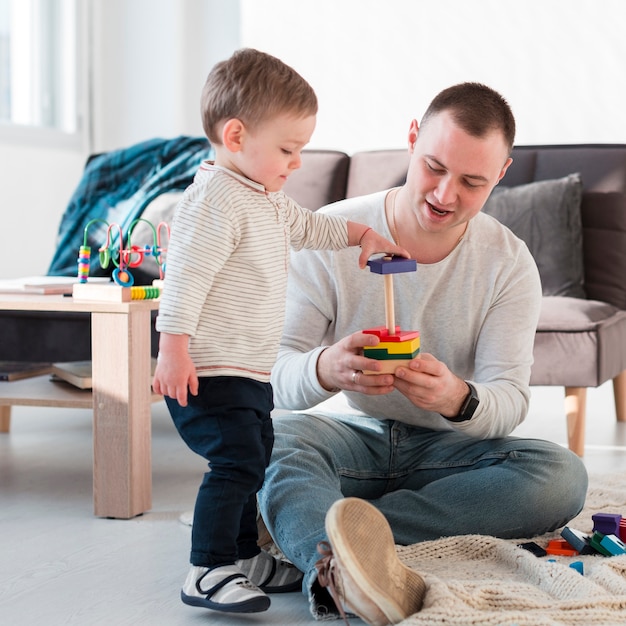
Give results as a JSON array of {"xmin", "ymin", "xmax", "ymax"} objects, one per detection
[{"xmin": 236, "ymin": 113, "xmax": 316, "ymax": 192}]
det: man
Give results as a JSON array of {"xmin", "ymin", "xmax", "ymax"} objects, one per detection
[{"xmin": 258, "ymin": 82, "xmax": 588, "ymax": 624}]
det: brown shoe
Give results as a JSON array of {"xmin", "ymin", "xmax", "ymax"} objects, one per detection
[{"xmin": 316, "ymin": 498, "xmax": 426, "ymax": 626}]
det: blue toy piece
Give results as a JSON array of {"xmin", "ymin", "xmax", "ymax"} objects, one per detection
[
  {"xmin": 561, "ymin": 527, "xmax": 595, "ymax": 555},
  {"xmin": 113, "ymin": 267, "xmax": 135, "ymax": 287},
  {"xmin": 367, "ymin": 255, "xmax": 417, "ymax": 275},
  {"xmin": 600, "ymin": 534, "xmax": 626, "ymax": 556}
]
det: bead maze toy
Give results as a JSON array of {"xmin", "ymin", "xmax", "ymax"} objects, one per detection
[
  {"xmin": 363, "ymin": 255, "xmax": 419, "ymax": 374},
  {"xmin": 73, "ymin": 218, "xmax": 169, "ymax": 302}
]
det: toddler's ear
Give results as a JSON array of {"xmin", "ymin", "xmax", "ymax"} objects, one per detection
[{"xmin": 222, "ymin": 118, "xmax": 245, "ymax": 152}]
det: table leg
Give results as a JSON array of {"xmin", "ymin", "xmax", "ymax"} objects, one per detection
[
  {"xmin": 0, "ymin": 405, "xmax": 11, "ymax": 432},
  {"xmin": 91, "ymin": 308, "xmax": 152, "ymax": 518}
]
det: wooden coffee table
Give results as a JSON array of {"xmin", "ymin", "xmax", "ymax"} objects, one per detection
[{"xmin": 0, "ymin": 294, "xmax": 161, "ymax": 519}]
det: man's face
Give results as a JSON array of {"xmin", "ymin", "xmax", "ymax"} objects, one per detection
[{"xmin": 405, "ymin": 111, "xmax": 512, "ymax": 235}]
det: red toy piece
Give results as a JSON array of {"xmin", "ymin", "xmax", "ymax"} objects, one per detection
[{"xmin": 545, "ymin": 539, "xmax": 579, "ymax": 557}]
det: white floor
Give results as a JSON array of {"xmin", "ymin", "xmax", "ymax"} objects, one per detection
[{"xmin": 1, "ymin": 382, "xmax": 625, "ymax": 625}]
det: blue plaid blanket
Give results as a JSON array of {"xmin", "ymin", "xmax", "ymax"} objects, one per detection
[{"xmin": 48, "ymin": 135, "xmax": 213, "ymax": 276}]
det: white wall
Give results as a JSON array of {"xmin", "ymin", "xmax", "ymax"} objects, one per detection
[
  {"xmin": 0, "ymin": 144, "xmax": 86, "ymax": 278},
  {"xmin": 0, "ymin": 0, "xmax": 239, "ymax": 279},
  {"xmin": 90, "ymin": 0, "xmax": 240, "ymax": 152},
  {"xmin": 240, "ymin": 0, "xmax": 626, "ymax": 153},
  {"xmin": 2, "ymin": 0, "xmax": 626, "ymax": 278}
]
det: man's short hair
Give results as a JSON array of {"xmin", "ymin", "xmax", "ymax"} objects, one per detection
[{"xmin": 422, "ymin": 82, "xmax": 516, "ymax": 153}]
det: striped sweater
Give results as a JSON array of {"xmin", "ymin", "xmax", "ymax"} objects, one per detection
[{"xmin": 156, "ymin": 163, "xmax": 349, "ymax": 382}]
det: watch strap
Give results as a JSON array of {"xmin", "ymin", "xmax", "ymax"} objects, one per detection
[{"xmin": 445, "ymin": 381, "xmax": 479, "ymax": 422}]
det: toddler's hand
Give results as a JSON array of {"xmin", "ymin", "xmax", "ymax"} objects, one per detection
[{"xmin": 357, "ymin": 229, "xmax": 410, "ymax": 269}]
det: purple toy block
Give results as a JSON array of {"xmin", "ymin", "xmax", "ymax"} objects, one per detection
[
  {"xmin": 367, "ymin": 255, "xmax": 417, "ymax": 275},
  {"xmin": 592, "ymin": 513, "xmax": 622, "ymax": 536}
]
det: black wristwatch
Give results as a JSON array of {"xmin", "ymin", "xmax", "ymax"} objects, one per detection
[{"xmin": 445, "ymin": 382, "xmax": 479, "ymax": 422}]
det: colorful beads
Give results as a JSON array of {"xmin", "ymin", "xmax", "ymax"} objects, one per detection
[
  {"xmin": 113, "ymin": 267, "xmax": 134, "ymax": 287},
  {"xmin": 77, "ymin": 246, "xmax": 91, "ymax": 283},
  {"xmin": 80, "ymin": 218, "xmax": 170, "ymax": 286},
  {"xmin": 130, "ymin": 286, "xmax": 161, "ymax": 300}
]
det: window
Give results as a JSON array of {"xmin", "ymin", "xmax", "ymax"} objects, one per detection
[{"xmin": 0, "ymin": 0, "xmax": 86, "ymax": 148}]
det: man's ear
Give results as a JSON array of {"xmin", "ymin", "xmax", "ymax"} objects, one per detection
[
  {"xmin": 408, "ymin": 119, "xmax": 419, "ymax": 153},
  {"xmin": 221, "ymin": 118, "xmax": 245, "ymax": 152},
  {"xmin": 497, "ymin": 157, "xmax": 513, "ymax": 183}
]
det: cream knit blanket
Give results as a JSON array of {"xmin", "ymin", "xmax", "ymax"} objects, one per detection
[{"xmin": 397, "ymin": 472, "xmax": 626, "ymax": 625}]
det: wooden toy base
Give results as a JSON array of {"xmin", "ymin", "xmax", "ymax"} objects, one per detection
[
  {"xmin": 73, "ymin": 283, "xmax": 161, "ymax": 302},
  {"xmin": 362, "ymin": 326, "xmax": 420, "ymax": 374},
  {"xmin": 73, "ymin": 283, "xmax": 132, "ymax": 302},
  {"xmin": 363, "ymin": 358, "xmax": 413, "ymax": 375}
]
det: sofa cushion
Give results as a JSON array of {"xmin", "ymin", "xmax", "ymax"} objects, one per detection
[
  {"xmin": 345, "ymin": 150, "xmax": 410, "ymax": 198},
  {"xmin": 483, "ymin": 173, "xmax": 585, "ymax": 298},
  {"xmin": 532, "ymin": 297, "xmax": 626, "ymax": 386},
  {"xmin": 283, "ymin": 150, "xmax": 350, "ymax": 210},
  {"xmin": 580, "ymin": 191, "xmax": 626, "ymax": 309},
  {"xmin": 538, "ymin": 296, "xmax": 620, "ymax": 332}
]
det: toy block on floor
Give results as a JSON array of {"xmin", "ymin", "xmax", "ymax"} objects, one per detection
[
  {"xmin": 600, "ymin": 534, "xmax": 626, "ymax": 556},
  {"xmin": 620, "ymin": 518, "xmax": 626, "ymax": 542},
  {"xmin": 546, "ymin": 538, "xmax": 579, "ymax": 557},
  {"xmin": 517, "ymin": 541, "xmax": 547, "ymax": 557},
  {"xmin": 589, "ymin": 532, "xmax": 610, "ymax": 556},
  {"xmin": 592, "ymin": 513, "xmax": 622, "ymax": 536},
  {"xmin": 561, "ymin": 527, "xmax": 595, "ymax": 555}
]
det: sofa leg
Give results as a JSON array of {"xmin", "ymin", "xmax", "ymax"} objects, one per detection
[
  {"xmin": 614, "ymin": 370, "xmax": 626, "ymax": 422},
  {"xmin": 564, "ymin": 387, "xmax": 586, "ymax": 457},
  {"xmin": 0, "ymin": 405, "xmax": 11, "ymax": 433}
]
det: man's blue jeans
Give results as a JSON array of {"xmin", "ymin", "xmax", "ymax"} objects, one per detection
[
  {"xmin": 166, "ymin": 376, "xmax": 274, "ymax": 567},
  {"xmin": 258, "ymin": 411, "xmax": 587, "ymax": 602}
]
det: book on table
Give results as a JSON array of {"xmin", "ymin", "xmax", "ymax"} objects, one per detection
[
  {"xmin": 0, "ymin": 276, "xmax": 111, "ymax": 295},
  {"xmin": 51, "ymin": 361, "xmax": 93, "ymax": 389},
  {"xmin": 0, "ymin": 361, "xmax": 53, "ymax": 381},
  {"xmin": 51, "ymin": 358, "xmax": 158, "ymax": 390}
]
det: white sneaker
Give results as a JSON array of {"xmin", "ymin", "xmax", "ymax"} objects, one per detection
[
  {"xmin": 178, "ymin": 510, "xmax": 193, "ymax": 527},
  {"xmin": 236, "ymin": 549, "xmax": 304, "ymax": 593},
  {"xmin": 181, "ymin": 564, "xmax": 270, "ymax": 613}
]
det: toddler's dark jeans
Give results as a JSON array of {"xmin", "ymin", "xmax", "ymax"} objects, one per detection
[{"xmin": 166, "ymin": 376, "xmax": 274, "ymax": 567}]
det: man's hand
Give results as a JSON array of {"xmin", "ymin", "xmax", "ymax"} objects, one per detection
[
  {"xmin": 393, "ymin": 353, "xmax": 469, "ymax": 417},
  {"xmin": 316, "ymin": 330, "xmax": 395, "ymax": 395}
]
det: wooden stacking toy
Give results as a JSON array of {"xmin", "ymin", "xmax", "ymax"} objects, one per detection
[{"xmin": 363, "ymin": 255, "xmax": 419, "ymax": 374}]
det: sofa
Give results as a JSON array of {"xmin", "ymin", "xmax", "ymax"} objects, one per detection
[{"xmin": 2, "ymin": 141, "xmax": 626, "ymax": 456}]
